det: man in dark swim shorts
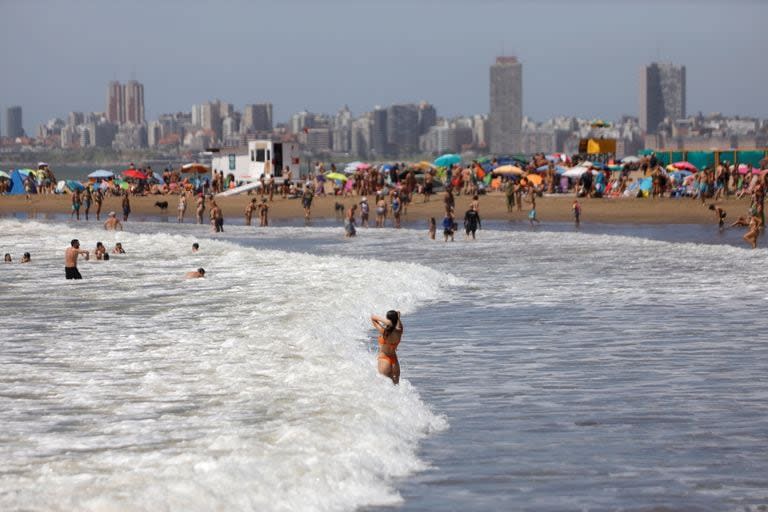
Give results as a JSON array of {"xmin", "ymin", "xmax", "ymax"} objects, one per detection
[{"xmin": 64, "ymin": 239, "xmax": 89, "ymax": 279}]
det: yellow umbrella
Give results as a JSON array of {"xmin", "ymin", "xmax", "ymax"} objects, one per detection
[
  {"xmin": 413, "ymin": 161, "xmax": 436, "ymax": 170},
  {"xmin": 491, "ymin": 165, "xmax": 524, "ymax": 176}
]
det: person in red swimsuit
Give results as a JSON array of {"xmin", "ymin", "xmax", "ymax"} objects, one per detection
[{"xmin": 371, "ymin": 310, "xmax": 403, "ymax": 384}]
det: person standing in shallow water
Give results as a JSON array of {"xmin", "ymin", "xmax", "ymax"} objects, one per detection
[
  {"xmin": 371, "ymin": 310, "xmax": 403, "ymax": 385},
  {"xmin": 64, "ymin": 239, "xmax": 89, "ymax": 280}
]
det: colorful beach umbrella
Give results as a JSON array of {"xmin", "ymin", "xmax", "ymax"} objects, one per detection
[
  {"xmin": 181, "ymin": 163, "xmax": 210, "ymax": 174},
  {"xmin": 491, "ymin": 165, "xmax": 524, "ymax": 176},
  {"xmin": 434, "ymin": 154, "xmax": 461, "ymax": 168},
  {"xmin": 88, "ymin": 169, "xmax": 114, "ymax": 179},
  {"xmin": 66, "ymin": 180, "xmax": 85, "ymax": 191},
  {"xmin": 621, "ymin": 156, "xmax": 641, "ymax": 164},
  {"xmin": 0, "ymin": 171, "xmax": 10, "ymax": 179},
  {"xmin": 525, "ymin": 174, "xmax": 542, "ymax": 186},
  {"xmin": 325, "ymin": 172, "xmax": 348, "ymax": 182},
  {"xmin": 672, "ymin": 161, "xmax": 697, "ymax": 172},
  {"xmin": 123, "ymin": 169, "xmax": 148, "ymax": 179}
]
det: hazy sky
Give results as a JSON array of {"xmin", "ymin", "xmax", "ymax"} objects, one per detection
[{"xmin": 1, "ymin": 0, "xmax": 766, "ymax": 133}]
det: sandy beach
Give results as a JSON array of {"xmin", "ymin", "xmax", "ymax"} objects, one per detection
[{"xmin": 0, "ymin": 191, "xmax": 755, "ymax": 226}]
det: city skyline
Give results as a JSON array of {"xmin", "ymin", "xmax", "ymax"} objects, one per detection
[{"xmin": 1, "ymin": 0, "xmax": 766, "ymax": 134}]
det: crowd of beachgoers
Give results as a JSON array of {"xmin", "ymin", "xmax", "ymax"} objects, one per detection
[{"xmin": 2, "ymin": 152, "xmax": 767, "ymax": 250}]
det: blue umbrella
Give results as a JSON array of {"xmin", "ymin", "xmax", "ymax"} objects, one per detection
[
  {"xmin": 66, "ymin": 180, "xmax": 85, "ymax": 191},
  {"xmin": 434, "ymin": 154, "xmax": 461, "ymax": 168},
  {"xmin": 591, "ymin": 162, "xmax": 610, "ymax": 171},
  {"xmin": 152, "ymin": 172, "xmax": 164, "ymax": 182},
  {"xmin": 88, "ymin": 169, "xmax": 114, "ymax": 179}
]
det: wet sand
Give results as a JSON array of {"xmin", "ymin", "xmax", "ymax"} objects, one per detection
[{"xmin": 0, "ymin": 192, "xmax": 753, "ymax": 225}]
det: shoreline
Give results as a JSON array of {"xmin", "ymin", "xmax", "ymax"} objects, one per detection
[{"xmin": 0, "ymin": 192, "xmax": 753, "ymax": 226}]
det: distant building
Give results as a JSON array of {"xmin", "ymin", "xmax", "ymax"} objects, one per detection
[
  {"xmin": 489, "ymin": 56, "xmax": 523, "ymax": 155},
  {"xmin": 371, "ymin": 107, "xmax": 388, "ymax": 157},
  {"xmin": 106, "ymin": 81, "xmax": 124, "ymax": 124},
  {"xmin": 418, "ymin": 102, "xmax": 437, "ymax": 135},
  {"xmin": 386, "ymin": 103, "xmax": 420, "ymax": 156},
  {"xmin": 124, "ymin": 80, "xmax": 145, "ymax": 125},
  {"xmin": 304, "ymin": 127, "xmax": 332, "ymax": 154},
  {"xmin": 242, "ymin": 103, "xmax": 273, "ymax": 134},
  {"xmin": 106, "ymin": 80, "xmax": 145, "ymax": 126},
  {"xmin": 5, "ymin": 106, "xmax": 24, "ymax": 138},
  {"xmin": 639, "ymin": 62, "xmax": 686, "ymax": 134}
]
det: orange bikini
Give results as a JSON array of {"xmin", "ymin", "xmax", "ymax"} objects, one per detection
[{"xmin": 378, "ymin": 334, "xmax": 400, "ymax": 366}]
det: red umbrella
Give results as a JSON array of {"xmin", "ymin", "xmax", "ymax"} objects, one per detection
[
  {"xmin": 123, "ymin": 169, "xmax": 148, "ymax": 180},
  {"xmin": 672, "ymin": 161, "xmax": 697, "ymax": 172}
]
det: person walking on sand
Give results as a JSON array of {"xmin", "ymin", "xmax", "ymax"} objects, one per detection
[
  {"xmin": 83, "ymin": 187, "xmax": 92, "ymax": 221},
  {"xmin": 196, "ymin": 193, "xmax": 205, "ymax": 224},
  {"xmin": 94, "ymin": 188, "xmax": 104, "ymax": 220},
  {"xmin": 104, "ymin": 211, "xmax": 123, "ymax": 231},
  {"xmin": 371, "ymin": 310, "xmax": 403, "ymax": 385},
  {"xmin": 121, "ymin": 191, "xmax": 131, "ymax": 222},
  {"xmin": 177, "ymin": 192, "xmax": 187, "ymax": 223},
  {"xmin": 71, "ymin": 189, "xmax": 82, "ymax": 220},
  {"xmin": 64, "ymin": 239, "xmax": 89, "ymax": 280},
  {"xmin": 572, "ymin": 199, "xmax": 582, "ymax": 226}
]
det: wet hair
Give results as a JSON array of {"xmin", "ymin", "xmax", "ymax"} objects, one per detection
[
  {"xmin": 4, "ymin": 253, "xmax": 11, "ymax": 261},
  {"xmin": 71, "ymin": 239, "xmax": 80, "ymax": 247},
  {"xmin": 198, "ymin": 268, "xmax": 205, "ymax": 275},
  {"xmin": 384, "ymin": 310, "xmax": 400, "ymax": 336},
  {"xmin": 23, "ymin": 252, "xmax": 30, "ymax": 258},
  {"xmin": 192, "ymin": 243, "xmax": 199, "ymax": 250}
]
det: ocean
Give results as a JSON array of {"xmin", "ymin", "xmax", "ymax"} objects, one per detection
[{"xmin": 1, "ymin": 218, "xmax": 767, "ymax": 512}]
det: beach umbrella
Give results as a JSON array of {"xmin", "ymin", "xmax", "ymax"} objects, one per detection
[
  {"xmin": 381, "ymin": 164, "xmax": 395, "ymax": 171},
  {"xmin": 621, "ymin": 156, "xmax": 641, "ymax": 164},
  {"xmin": 491, "ymin": 165, "xmax": 524, "ymax": 176},
  {"xmin": 16, "ymin": 168, "xmax": 34, "ymax": 176},
  {"xmin": 413, "ymin": 161, "xmax": 436, "ymax": 171},
  {"xmin": 608, "ymin": 164, "xmax": 624, "ymax": 171},
  {"xmin": 357, "ymin": 162, "xmax": 371, "ymax": 170},
  {"xmin": 123, "ymin": 169, "xmax": 148, "ymax": 179},
  {"xmin": 0, "ymin": 171, "xmax": 10, "ymax": 179},
  {"xmin": 434, "ymin": 153, "xmax": 461, "ymax": 167},
  {"xmin": 152, "ymin": 172, "xmax": 164, "ymax": 182},
  {"xmin": 181, "ymin": 163, "xmax": 210, "ymax": 174},
  {"xmin": 525, "ymin": 174, "xmax": 542, "ymax": 186},
  {"xmin": 325, "ymin": 172, "xmax": 348, "ymax": 182},
  {"xmin": 88, "ymin": 169, "xmax": 114, "ymax": 179},
  {"xmin": 562, "ymin": 167, "xmax": 590, "ymax": 178},
  {"xmin": 672, "ymin": 161, "xmax": 697, "ymax": 172},
  {"xmin": 66, "ymin": 180, "xmax": 85, "ymax": 191}
]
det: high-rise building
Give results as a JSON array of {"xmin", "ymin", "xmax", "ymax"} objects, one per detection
[
  {"xmin": 489, "ymin": 56, "xmax": 523, "ymax": 155},
  {"xmin": 386, "ymin": 103, "xmax": 420, "ymax": 156},
  {"xmin": 640, "ymin": 62, "xmax": 686, "ymax": 134},
  {"xmin": 124, "ymin": 80, "xmax": 145, "ymax": 125},
  {"xmin": 5, "ymin": 106, "xmax": 24, "ymax": 138},
  {"xmin": 106, "ymin": 81, "xmax": 124, "ymax": 124},
  {"xmin": 106, "ymin": 80, "xmax": 145, "ymax": 125},
  {"xmin": 371, "ymin": 107, "xmax": 388, "ymax": 157},
  {"xmin": 418, "ymin": 102, "xmax": 437, "ymax": 135},
  {"xmin": 242, "ymin": 103, "xmax": 273, "ymax": 134}
]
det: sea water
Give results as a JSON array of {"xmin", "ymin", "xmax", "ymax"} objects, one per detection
[{"xmin": 1, "ymin": 219, "xmax": 767, "ymax": 512}]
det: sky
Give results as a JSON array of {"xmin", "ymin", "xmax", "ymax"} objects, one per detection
[{"xmin": 1, "ymin": 0, "xmax": 766, "ymax": 134}]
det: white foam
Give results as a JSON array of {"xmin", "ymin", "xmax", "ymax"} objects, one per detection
[{"xmin": 0, "ymin": 219, "xmax": 448, "ymax": 512}]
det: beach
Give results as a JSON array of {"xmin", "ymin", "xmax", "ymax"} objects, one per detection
[{"xmin": 0, "ymin": 191, "xmax": 754, "ymax": 225}]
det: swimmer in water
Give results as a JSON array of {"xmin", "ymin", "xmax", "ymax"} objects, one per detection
[{"xmin": 371, "ymin": 310, "xmax": 403, "ymax": 384}]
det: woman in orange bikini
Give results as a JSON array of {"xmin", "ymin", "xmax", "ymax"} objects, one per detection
[{"xmin": 371, "ymin": 310, "xmax": 403, "ymax": 384}]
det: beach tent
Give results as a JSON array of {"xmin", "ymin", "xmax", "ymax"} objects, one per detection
[{"xmin": 8, "ymin": 170, "xmax": 26, "ymax": 195}]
